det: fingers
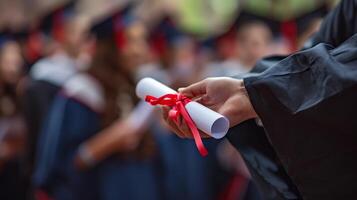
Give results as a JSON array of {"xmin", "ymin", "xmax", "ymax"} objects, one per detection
[
  {"xmin": 161, "ymin": 106, "xmax": 187, "ymax": 138},
  {"xmin": 162, "ymin": 106, "xmax": 206, "ymax": 139},
  {"xmin": 177, "ymin": 115, "xmax": 192, "ymax": 138},
  {"xmin": 167, "ymin": 117, "xmax": 185, "ymax": 138},
  {"xmin": 178, "ymin": 79, "xmax": 207, "ymax": 99},
  {"xmin": 196, "ymin": 94, "xmax": 213, "ymax": 106},
  {"xmin": 200, "ymin": 131, "xmax": 211, "ymax": 138},
  {"xmin": 177, "ymin": 116, "xmax": 211, "ymax": 138},
  {"xmin": 161, "ymin": 106, "xmax": 170, "ymax": 119}
]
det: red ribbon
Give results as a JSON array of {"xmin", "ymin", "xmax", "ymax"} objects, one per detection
[{"xmin": 145, "ymin": 94, "xmax": 208, "ymax": 156}]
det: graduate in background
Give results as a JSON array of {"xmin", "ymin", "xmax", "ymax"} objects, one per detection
[
  {"xmin": 0, "ymin": 39, "xmax": 27, "ymax": 200},
  {"xmin": 32, "ymin": 14, "xmax": 160, "ymax": 199},
  {"xmin": 163, "ymin": 0, "xmax": 357, "ymax": 199},
  {"xmin": 205, "ymin": 21, "xmax": 273, "ymax": 78},
  {"xmin": 73, "ymin": 19, "xmax": 239, "ymax": 200},
  {"xmin": 206, "ymin": 20, "xmax": 302, "ymax": 200},
  {"xmin": 22, "ymin": 13, "xmax": 92, "ymax": 191},
  {"xmin": 201, "ymin": 20, "xmax": 276, "ymax": 200}
]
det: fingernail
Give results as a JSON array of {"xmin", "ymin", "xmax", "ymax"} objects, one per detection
[{"xmin": 178, "ymin": 87, "xmax": 185, "ymax": 92}]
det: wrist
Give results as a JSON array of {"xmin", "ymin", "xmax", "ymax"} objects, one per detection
[{"xmin": 241, "ymin": 81, "xmax": 258, "ymax": 119}]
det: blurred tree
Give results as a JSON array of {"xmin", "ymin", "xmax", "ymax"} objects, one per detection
[
  {"xmin": 242, "ymin": 0, "xmax": 338, "ymax": 21},
  {"xmin": 174, "ymin": 0, "xmax": 240, "ymax": 37}
]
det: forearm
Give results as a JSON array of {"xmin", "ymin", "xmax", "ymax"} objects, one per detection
[
  {"xmin": 84, "ymin": 122, "xmax": 125, "ymax": 160},
  {"xmin": 76, "ymin": 120, "xmax": 132, "ymax": 168}
]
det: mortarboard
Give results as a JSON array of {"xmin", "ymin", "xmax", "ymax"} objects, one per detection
[{"xmin": 90, "ymin": 3, "xmax": 134, "ymax": 50}]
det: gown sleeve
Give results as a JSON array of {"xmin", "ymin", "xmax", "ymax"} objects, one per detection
[
  {"xmin": 243, "ymin": 32, "xmax": 357, "ymax": 199},
  {"xmin": 230, "ymin": 57, "xmax": 302, "ymax": 200},
  {"xmin": 250, "ymin": 0, "xmax": 357, "ymax": 75},
  {"xmin": 226, "ymin": 120, "xmax": 301, "ymax": 200}
]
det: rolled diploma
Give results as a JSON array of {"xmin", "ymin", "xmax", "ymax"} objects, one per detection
[{"xmin": 136, "ymin": 78, "xmax": 229, "ymax": 139}]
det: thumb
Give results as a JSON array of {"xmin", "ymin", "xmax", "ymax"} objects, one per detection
[
  {"xmin": 178, "ymin": 80, "xmax": 207, "ymax": 99},
  {"xmin": 196, "ymin": 94, "xmax": 211, "ymax": 105},
  {"xmin": 217, "ymin": 101, "xmax": 243, "ymax": 127}
]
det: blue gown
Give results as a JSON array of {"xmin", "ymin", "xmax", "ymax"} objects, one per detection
[
  {"xmin": 33, "ymin": 74, "xmax": 160, "ymax": 200},
  {"xmin": 152, "ymin": 122, "xmax": 249, "ymax": 200},
  {"xmin": 33, "ymin": 94, "xmax": 101, "ymax": 200}
]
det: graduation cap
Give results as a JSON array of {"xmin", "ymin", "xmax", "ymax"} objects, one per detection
[
  {"xmin": 0, "ymin": 24, "xmax": 32, "ymax": 43},
  {"xmin": 37, "ymin": 0, "xmax": 76, "ymax": 42},
  {"xmin": 0, "ymin": 29, "xmax": 12, "ymax": 47},
  {"xmin": 148, "ymin": 16, "xmax": 185, "ymax": 58},
  {"xmin": 90, "ymin": 3, "xmax": 134, "ymax": 50},
  {"xmin": 90, "ymin": 16, "xmax": 115, "ymax": 39},
  {"xmin": 234, "ymin": 3, "xmax": 329, "ymax": 51}
]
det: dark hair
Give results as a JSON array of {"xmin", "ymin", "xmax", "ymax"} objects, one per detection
[
  {"xmin": 87, "ymin": 37, "xmax": 136, "ymax": 127},
  {"xmin": 87, "ymin": 37, "xmax": 156, "ymax": 159}
]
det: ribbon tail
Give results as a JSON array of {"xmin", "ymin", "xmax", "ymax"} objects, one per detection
[
  {"xmin": 144, "ymin": 94, "xmax": 208, "ymax": 156},
  {"xmin": 190, "ymin": 125, "xmax": 208, "ymax": 156},
  {"xmin": 178, "ymin": 103, "xmax": 208, "ymax": 156}
]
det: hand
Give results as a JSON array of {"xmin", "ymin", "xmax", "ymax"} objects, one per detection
[
  {"xmin": 162, "ymin": 77, "xmax": 257, "ymax": 138},
  {"xmin": 161, "ymin": 106, "xmax": 211, "ymax": 138},
  {"xmin": 74, "ymin": 121, "xmax": 141, "ymax": 170}
]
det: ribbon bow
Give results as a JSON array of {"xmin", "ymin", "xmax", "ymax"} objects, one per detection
[{"xmin": 145, "ymin": 94, "xmax": 208, "ymax": 156}]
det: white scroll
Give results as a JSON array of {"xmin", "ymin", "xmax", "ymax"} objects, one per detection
[{"xmin": 136, "ymin": 78, "xmax": 229, "ymax": 139}]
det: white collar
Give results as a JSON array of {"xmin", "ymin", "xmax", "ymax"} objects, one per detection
[
  {"xmin": 30, "ymin": 52, "xmax": 78, "ymax": 86},
  {"xmin": 62, "ymin": 73, "xmax": 105, "ymax": 113}
]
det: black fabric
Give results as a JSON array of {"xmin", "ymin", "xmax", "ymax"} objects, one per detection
[
  {"xmin": 227, "ymin": 121, "xmax": 301, "ymax": 200},
  {"xmin": 23, "ymin": 80, "xmax": 60, "ymax": 177},
  {"xmin": 0, "ymin": 160, "xmax": 27, "ymax": 200},
  {"xmin": 228, "ymin": 2, "xmax": 357, "ymax": 199},
  {"xmin": 228, "ymin": 57, "xmax": 301, "ymax": 200},
  {"xmin": 244, "ymin": 27, "xmax": 357, "ymax": 200}
]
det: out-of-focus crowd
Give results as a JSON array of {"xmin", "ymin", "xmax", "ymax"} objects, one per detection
[{"xmin": 0, "ymin": 1, "xmax": 332, "ymax": 200}]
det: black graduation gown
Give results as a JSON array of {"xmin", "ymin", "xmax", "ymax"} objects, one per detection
[
  {"xmin": 227, "ymin": 0, "xmax": 357, "ymax": 199},
  {"xmin": 228, "ymin": 58, "xmax": 302, "ymax": 200},
  {"xmin": 227, "ymin": 121, "xmax": 301, "ymax": 200},
  {"xmin": 243, "ymin": 0, "xmax": 357, "ymax": 199}
]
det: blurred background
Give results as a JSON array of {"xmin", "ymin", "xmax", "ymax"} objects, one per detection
[{"xmin": 0, "ymin": 0, "xmax": 339, "ymax": 200}]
